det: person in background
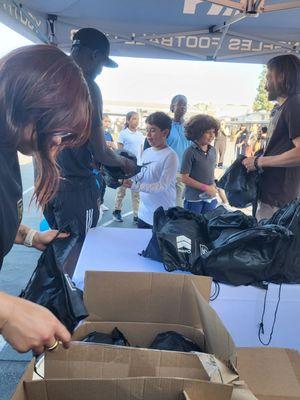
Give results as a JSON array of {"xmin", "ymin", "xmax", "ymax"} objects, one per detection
[
  {"xmin": 214, "ymin": 120, "xmax": 229, "ymax": 168},
  {"xmin": 235, "ymin": 125, "xmax": 249, "ymax": 157},
  {"xmin": 0, "ymin": 45, "xmax": 92, "ymax": 354},
  {"xmin": 166, "ymin": 94, "xmax": 190, "ymax": 207},
  {"xmin": 113, "ymin": 111, "xmax": 144, "ymax": 223},
  {"xmin": 243, "ymin": 54, "xmax": 300, "ymax": 220},
  {"xmin": 99, "ymin": 114, "xmax": 117, "ymax": 212},
  {"xmin": 103, "ymin": 114, "xmax": 116, "ymax": 149},
  {"xmin": 123, "ymin": 112, "xmax": 178, "ymax": 229},
  {"xmin": 181, "ymin": 115, "xmax": 219, "ymax": 214},
  {"xmin": 43, "ymin": 28, "xmax": 136, "ymax": 238}
]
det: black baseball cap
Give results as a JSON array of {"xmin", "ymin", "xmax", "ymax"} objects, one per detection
[{"xmin": 72, "ymin": 28, "xmax": 118, "ymax": 68}]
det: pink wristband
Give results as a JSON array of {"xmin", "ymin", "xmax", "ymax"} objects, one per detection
[{"xmin": 199, "ymin": 183, "xmax": 208, "ymax": 191}]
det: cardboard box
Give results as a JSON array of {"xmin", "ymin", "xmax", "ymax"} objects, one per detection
[
  {"xmin": 72, "ymin": 271, "xmax": 237, "ymax": 370},
  {"xmin": 12, "ymin": 358, "xmax": 233, "ymax": 400},
  {"xmin": 12, "ymin": 342, "xmax": 259, "ymax": 400},
  {"xmin": 237, "ymin": 347, "xmax": 300, "ymax": 400},
  {"xmin": 44, "ymin": 342, "xmax": 237, "ymax": 383}
]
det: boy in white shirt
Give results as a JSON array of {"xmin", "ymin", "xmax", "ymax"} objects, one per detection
[
  {"xmin": 123, "ymin": 112, "xmax": 178, "ymax": 229},
  {"xmin": 113, "ymin": 111, "xmax": 144, "ymax": 223}
]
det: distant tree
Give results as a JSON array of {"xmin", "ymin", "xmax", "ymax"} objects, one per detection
[{"xmin": 253, "ymin": 66, "xmax": 274, "ymax": 112}]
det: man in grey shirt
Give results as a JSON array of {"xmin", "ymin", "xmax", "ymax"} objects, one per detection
[{"xmin": 181, "ymin": 115, "xmax": 219, "ymax": 214}]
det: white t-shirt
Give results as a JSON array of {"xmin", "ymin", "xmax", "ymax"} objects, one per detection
[
  {"xmin": 118, "ymin": 128, "xmax": 144, "ymax": 164},
  {"xmin": 131, "ymin": 146, "xmax": 179, "ymax": 225}
]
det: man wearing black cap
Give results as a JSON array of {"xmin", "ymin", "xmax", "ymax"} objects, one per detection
[{"xmin": 43, "ymin": 28, "xmax": 136, "ymax": 238}]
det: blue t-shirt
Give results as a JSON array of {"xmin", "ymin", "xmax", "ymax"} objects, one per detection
[
  {"xmin": 104, "ymin": 131, "xmax": 114, "ymax": 142},
  {"xmin": 166, "ymin": 121, "xmax": 190, "ymax": 170}
]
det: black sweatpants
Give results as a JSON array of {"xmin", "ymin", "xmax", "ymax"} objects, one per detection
[{"xmin": 44, "ymin": 178, "xmax": 101, "ymax": 239}]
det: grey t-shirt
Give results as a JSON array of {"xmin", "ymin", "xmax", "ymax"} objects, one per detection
[{"xmin": 181, "ymin": 143, "xmax": 216, "ymax": 201}]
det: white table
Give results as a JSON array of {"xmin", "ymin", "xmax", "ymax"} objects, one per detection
[{"xmin": 74, "ymin": 227, "xmax": 300, "ymax": 351}]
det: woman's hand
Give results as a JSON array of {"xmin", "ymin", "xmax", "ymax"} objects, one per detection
[
  {"xmin": 15, "ymin": 225, "xmax": 69, "ymax": 251},
  {"xmin": 32, "ymin": 230, "xmax": 69, "ymax": 251},
  {"xmin": 0, "ymin": 292, "xmax": 71, "ymax": 355}
]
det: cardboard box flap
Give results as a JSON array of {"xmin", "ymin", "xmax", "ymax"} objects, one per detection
[
  {"xmin": 237, "ymin": 347, "xmax": 300, "ymax": 399},
  {"xmin": 231, "ymin": 381, "xmax": 259, "ymax": 400},
  {"xmin": 11, "ymin": 360, "xmax": 35, "ymax": 400},
  {"xmin": 192, "ymin": 281, "xmax": 237, "ymax": 370},
  {"xmin": 44, "ymin": 342, "xmax": 210, "ymax": 381},
  {"xmin": 84, "ymin": 271, "xmax": 211, "ymax": 328},
  {"xmin": 195, "ymin": 353, "xmax": 239, "ymax": 385},
  {"xmin": 24, "ymin": 377, "xmax": 233, "ymax": 400}
]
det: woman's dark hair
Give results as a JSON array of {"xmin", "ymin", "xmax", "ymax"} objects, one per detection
[
  {"xmin": 145, "ymin": 112, "xmax": 172, "ymax": 131},
  {"xmin": 124, "ymin": 111, "xmax": 138, "ymax": 128},
  {"xmin": 267, "ymin": 54, "xmax": 300, "ymax": 96},
  {"xmin": 185, "ymin": 114, "xmax": 220, "ymax": 141},
  {"xmin": 0, "ymin": 45, "xmax": 91, "ymax": 207}
]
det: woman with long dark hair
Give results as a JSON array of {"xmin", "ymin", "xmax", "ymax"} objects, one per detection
[{"xmin": 0, "ymin": 45, "xmax": 91, "ymax": 354}]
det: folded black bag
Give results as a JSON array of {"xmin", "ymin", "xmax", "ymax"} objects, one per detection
[
  {"xmin": 207, "ymin": 207, "xmax": 257, "ymax": 248},
  {"xmin": 217, "ymin": 155, "xmax": 259, "ymax": 209},
  {"xmin": 141, "ymin": 207, "xmax": 210, "ymax": 273},
  {"xmin": 149, "ymin": 331, "xmax": 203, "ymax": 353},
  {"xmin": 193, "ymin": 224, "xmax": 293, "ymax": 286},
  {"xmin": 82, "ymin": 327, "xmax": 130, "ymax": 346},
  {"xmin": 20, "ymin": 221, "xmax": 88, "ymax": 332}
]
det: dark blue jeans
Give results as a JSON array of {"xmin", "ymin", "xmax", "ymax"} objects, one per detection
[{"xmin": 184, "ymin": 199, "xmax": 218, "ymax": 215}]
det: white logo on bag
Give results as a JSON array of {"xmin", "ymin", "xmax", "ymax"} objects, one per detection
[
  {"xmin": 176, "ymin": 235, "xmax": 192, "ymax": 254},
  {"xmin": 200, "ymin": 244, "xmax": 209, "ymax": 255}
]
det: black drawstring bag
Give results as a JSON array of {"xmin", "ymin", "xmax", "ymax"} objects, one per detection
[
  {"xmin": 217, "ymin": 155, "xmax": 259, "ymax": 212},
  {"xmin": 207, "ymin": 208, "xmax": 257, "ymax": 248},
  {"xmin": 20, "ymin": 221, "xmax": 88, "ymax": 332},
  {"xmin": 141, "ymin": 207, "xmax": 210, "ymax": 273},
  {"xmin": 149, "ymin": 331, "xmax": 203, "ymax": 353},
  {"xmin": 262, "ymin": 198, "xmax": 300, "ymax": 284},
  {"xmin": 102, "ymin": 150, "xmax": 141, "ymax": 189},
  {"xmin": 82, "ymin": 328, "xmax": 130, "ymax": 346},
  {"xmin": 193, "ymin": 224, "xmax": 293, "ymax": 286}
]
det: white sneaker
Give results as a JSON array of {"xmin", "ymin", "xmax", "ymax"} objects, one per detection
[{"xmin": 101, "ymin": 204, "xmax": 109, "ymax": 211}]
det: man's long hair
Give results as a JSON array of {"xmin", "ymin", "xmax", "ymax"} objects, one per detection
[{"xmin": 267, "ymin": 54, "xmax": 300, "ymax": 96}]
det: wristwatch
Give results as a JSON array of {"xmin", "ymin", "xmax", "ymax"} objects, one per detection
[
  {"xmin": 254, "ymin": 156, "xmax": 264, "ymax": 174},
  {"xmin": 23, "ymin": 229, "xmax": 37, "ymax": 247}
]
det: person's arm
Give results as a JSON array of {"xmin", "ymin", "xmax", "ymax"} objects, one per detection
[
  {"xmin": 244, "ymin": 137, "xmax": 300, "ymax": 171},
  {"xmin": 87, "ymin": 81, "xmax": 136, "ymax": 173},
  {"xmin": 243, "ymin": 98, "xmax": 300, "ymax": 171},
  {"xmin": 15, "ymin": 224, "xmax": 68, "ymax": 251},
  {"xmin": 0, "ymin": 292, "xmax": 70, "ymax": 354},
  {"xmin": 125, "ymin": 153, "xmax": 178, "ymax": 193},
  {"xmin": 181, "ymin": 174, "xmax": 217, "ymax": 198}
]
